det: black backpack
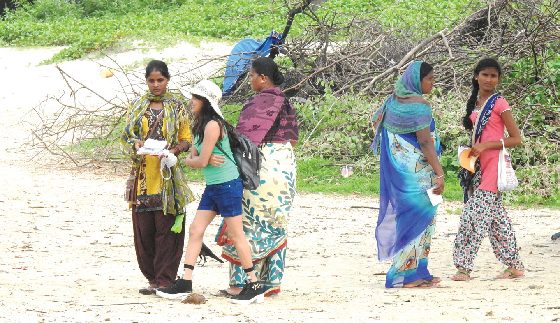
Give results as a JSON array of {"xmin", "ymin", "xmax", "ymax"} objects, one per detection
[{"xmin": 216, "ymin": 133, "xmax": 262, "ymax": 190}]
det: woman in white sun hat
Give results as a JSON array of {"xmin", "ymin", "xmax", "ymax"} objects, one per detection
[{"xmin": 156, "ymin": 80, "xmax": 264, "ymax": 305}]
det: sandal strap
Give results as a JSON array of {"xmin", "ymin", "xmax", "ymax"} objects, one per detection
[
  {"xmin": 503, "ymin": 268, "xmax": 515, "ymax": 276},
  {"xmin": 457, "ymin": 269, "xmax": 470, "ymax": 276}
]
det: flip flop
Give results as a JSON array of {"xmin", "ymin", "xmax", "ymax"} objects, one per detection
[
  {"xmin": 428, "ymin": 277, "xmax": 442, "ymax": 284},
  {"xmin": 211, "ymin": 289, "xmax": 235, "ymax": 298},
  {"xmin": 451, "ymin": 270, "xmax": 471, "ymax": 281},
  {"xmin": 403, "ymin": 280, "xmax": 436, "ymax": 288},
  {"xmin": 496, "ymin": 268, "xmax": 524, "ymax": 279}
]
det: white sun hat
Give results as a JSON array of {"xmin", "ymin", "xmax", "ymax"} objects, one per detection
[{"xmin": 180, "ymin": 80, "xmax": 223, "ymax": 118}]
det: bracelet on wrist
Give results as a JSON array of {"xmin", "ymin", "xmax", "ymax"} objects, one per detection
[{"xmin": 435, "ymin": 174, "xmax": 445, "ymax": 179}]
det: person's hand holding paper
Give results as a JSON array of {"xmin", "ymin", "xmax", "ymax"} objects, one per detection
[
  {"xmin": 137, "ymin": 138, "xmax": 168, "ymax": 156},
  {"xmin": 458, "ymin": 146, "xmax": 478, "ymax": 174}
]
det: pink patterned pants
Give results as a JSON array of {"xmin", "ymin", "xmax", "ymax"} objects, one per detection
[{"xmin": 453, "ymin": 189, "xmax": 524, "ymax": 273}]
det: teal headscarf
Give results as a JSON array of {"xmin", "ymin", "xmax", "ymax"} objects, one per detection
[{"xmin": 371, "ymin": 61, "xmax": 433, "ymax": 153}]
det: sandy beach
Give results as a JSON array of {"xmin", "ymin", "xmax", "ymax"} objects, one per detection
[{"xmin": 0, "ymin": 45, "xmax": 559, "ymax": 323}]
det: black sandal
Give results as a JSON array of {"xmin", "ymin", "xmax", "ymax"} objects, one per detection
[
  {"xmin": 139, "ymin": 285, "xmax": 157, "ymax": 295},
  {"xmin": 212, "ymin": 289, "xmax": 235, "ymax": 298}
]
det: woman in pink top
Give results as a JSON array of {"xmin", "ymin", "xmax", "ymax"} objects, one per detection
[{"xmin": 452, "ymin": 58, "xmax": 525, "ymax": 281}]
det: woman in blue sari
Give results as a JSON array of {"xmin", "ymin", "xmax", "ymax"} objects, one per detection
[{"xmin": 371, "ymin": 61, "xmax": 445, "ymax": 288}]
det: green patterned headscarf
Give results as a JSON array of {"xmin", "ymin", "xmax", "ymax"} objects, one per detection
[
  {"xmin": 120, "ymin": 91, "xmax": 193, "ymax": 216},
  {"xmin": 371, "ymin": 61, "xmax": 433, "ymax": 153}
]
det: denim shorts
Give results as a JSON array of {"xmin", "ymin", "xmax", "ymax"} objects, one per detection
[{"xmin": 197, "ymin": 177, "xmax": 243, "ymax": 217}]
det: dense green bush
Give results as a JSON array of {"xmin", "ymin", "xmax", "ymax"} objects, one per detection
[
  {"xmin": 5, "ymin": 0, "xmax": 558, "ymax": 205},
  {"xmin": 1, "ymin": 0, "xmax": 485, "ymax": 61},
  {"xmin": 292, "ymin": 86, "xmax": 559, "ymax": 206},
  {"xmin": 295, "ymin": 91, "xmax": 376, "ymax": 159}
]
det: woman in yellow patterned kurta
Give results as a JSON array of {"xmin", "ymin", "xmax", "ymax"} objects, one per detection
[{"xmin": 121, "ymin": 60, "xmax": 193, "ymax": 295}]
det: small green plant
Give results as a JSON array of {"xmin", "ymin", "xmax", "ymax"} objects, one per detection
[
  {"xmin": 445, "ymin": 208, "xmax": 462, "ymax": 215},
  {"xmin": 296, "ymin": 156, "xmax": 380, "ymax": 195}
]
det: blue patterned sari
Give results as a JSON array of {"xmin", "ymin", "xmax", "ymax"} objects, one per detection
[{"xmin": 372, "ymin": 61, "xmax": 442, "ymax": 287}]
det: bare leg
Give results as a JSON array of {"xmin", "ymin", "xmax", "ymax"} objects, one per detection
[
  {"xmin": 227, "ymin": 286, "xmax": 243, "ymax": 295},
  {"xmin": 182, "ymin": 210, "xmax": 216, "ymax": 280},
  {"xmin": 224, "ymin": 215, "xmax": 258, "ymax": 282}
]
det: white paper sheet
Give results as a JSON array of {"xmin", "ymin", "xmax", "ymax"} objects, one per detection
[
  {"xmin": 137, "ymin": 138, "xmax": 168, "ymax": 156},
  {"xmin": 426, "ymin": 187, "xmax": 443, "ymax": 206}
]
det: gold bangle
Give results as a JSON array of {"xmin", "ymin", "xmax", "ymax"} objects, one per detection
[{"xmin": 436, "ymin": 174, "xmax": 445, "ymax": 179}]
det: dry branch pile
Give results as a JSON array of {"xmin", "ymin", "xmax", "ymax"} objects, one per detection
[
  {"xmin": 25, "ymin": 55, "xmax": 224, "ymax": 166},
  {"xmin": 274, "ymin": 0, "xmax": 559, "ymax": 101},
  {"xmin": 25, "ymin": 0, "xmax": 559, "ymax": 167}
]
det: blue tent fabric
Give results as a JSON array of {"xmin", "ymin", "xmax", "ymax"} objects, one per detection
[{"xmin": 222, "ymin": 31, "xmax": 282, "ymax": 96}]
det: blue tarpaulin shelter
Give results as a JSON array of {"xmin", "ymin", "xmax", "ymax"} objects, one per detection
[{"xmin": 222, "ymin": 31, "xmax": 282, "ymax": 97}]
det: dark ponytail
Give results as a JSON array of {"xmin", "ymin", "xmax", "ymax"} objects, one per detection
[
  {"xmin": 252, "ymin": 57, "xmax": 284, "ymax": 85},
  {"xmin": 463, "ymin": 58, "xmax": 502, "ymax": 130},
  {"xmin": 273, "ymin": 69, "xmax": 285, "ymax": 85}
]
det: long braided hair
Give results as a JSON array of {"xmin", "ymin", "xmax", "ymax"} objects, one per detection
[{"xmin": 462, "ymin": 58, "xmax": 502, "ymax": 130}]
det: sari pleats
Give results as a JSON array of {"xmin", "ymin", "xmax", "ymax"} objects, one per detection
[
  {"xmin": 385, "ymin": 216, "xmax": 436, "ymax": 287},
  {"xmin": 376, "ymin": 122, "xmax": 440, "ymax": 262},
  {"xmin": 216, "ymin": 142, "xmax": 296, "ymax": 263}
]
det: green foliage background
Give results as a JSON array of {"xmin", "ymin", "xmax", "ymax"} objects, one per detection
[
  {"xmin": 1, "ymin": 0, "xmax": 485, "ymax": 62},
  {"xmin": 2, "ymin": 0, "xmax": 558, "ymax": 206}
]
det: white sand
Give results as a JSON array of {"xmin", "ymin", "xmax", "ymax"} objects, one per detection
[{"xmin": 0, "ymin": 45, "xmax": 559, "ymax": 323}]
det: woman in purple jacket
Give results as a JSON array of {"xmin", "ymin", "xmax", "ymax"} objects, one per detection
[{"xmin": 216, "ymin": 57, "xmax": 299, "ymax": 298}]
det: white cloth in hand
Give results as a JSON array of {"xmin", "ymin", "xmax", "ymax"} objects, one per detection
[
  {"xmin": 160, "ymin": 152, "xmax": 178, "ymax": 180},
  {"xmin": 161, "ymin": 152, "xmax": 177, "ymax": 168}
]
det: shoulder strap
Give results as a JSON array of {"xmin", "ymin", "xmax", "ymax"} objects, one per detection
[
  {"xmin": 213, "ymin": 119, "xmax": 236, "ymax": 163},
  {"xmin": 131, "ymin": 108, "xmax": 164, "ymax": 175},
  {"xmin": 216, "ymin": 139, "xmax": 236, "ymax": 166},
  {"xmin": 471, "ymin": 107, "xmax": 484, "ymax": 145},
  {"xmin": 471, "ymin": 94, "xmax": 500, "ymax": 145}
]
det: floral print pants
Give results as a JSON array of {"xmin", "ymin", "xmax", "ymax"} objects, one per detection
[{"xmin": 453, "ymin": 189, "xmax": 524, "ymax": 273}]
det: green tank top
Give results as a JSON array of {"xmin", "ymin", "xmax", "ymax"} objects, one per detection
[{"xmin": 193, "ymin": 129, "xmax": 239, "ymax": 185}]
